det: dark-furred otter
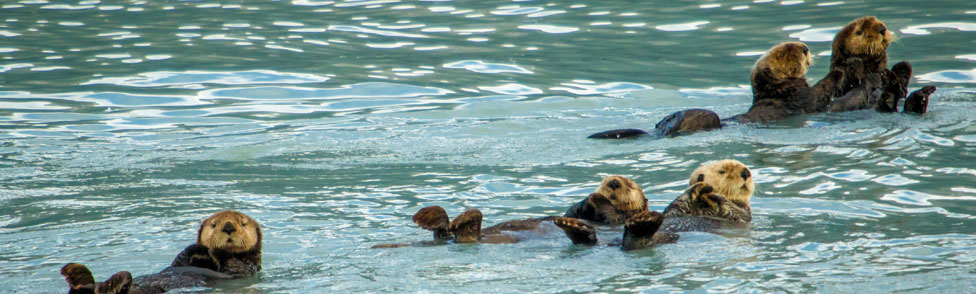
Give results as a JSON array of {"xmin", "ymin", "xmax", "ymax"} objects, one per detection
[
  {"xmin": 554, "ymin": 160, "xmax": 755, "ymax": 250},
  {"xmin": 63, "ymin": 210, "xmax": 260, "ymax": 294},
  {"xmin": 589, "ymin": 41, "xmax": 844, "ymax": 139},
  {"xmin": 371, "ymin": 175, "xmax": 652, "ymax": 249},
  {"xmin": 824, "ymin": 16, "xmax": 935, "ymax": 114}
]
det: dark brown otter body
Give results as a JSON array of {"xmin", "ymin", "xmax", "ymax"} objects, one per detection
[
  {"xmin": 824, "ymin": 16, "xmax": 935, "ymax": 114},
  {"xmin": 63, "ymin": 211, "xmax": 261, "ymax": 294},
  {"xmin": 590, "ymin": 41, "xmax": 844, "ymax": 138}
]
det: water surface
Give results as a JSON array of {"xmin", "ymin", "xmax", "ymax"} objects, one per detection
[{"xmin": 2, "ymin": 0, "xmax": 976, "ymax": 293}]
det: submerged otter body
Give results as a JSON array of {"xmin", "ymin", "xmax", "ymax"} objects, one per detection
[{"xmin": 63, "ymin": 210, "xmax": 261, "ymax": 294}]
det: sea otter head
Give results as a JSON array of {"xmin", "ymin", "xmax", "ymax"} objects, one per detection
[
  {"xmin": 689, "ymin": 159, "xmax": 755, "ymax": 205},
  {"xmin": 197, "ymin": 210, "xmax": 262, "ymax": 254},
  {"xmin": 752, "ymin": 41, "xmax": 812, "ymax": 81},
  {"xmin": 594, "ymin": 175, "xmax": 648, "ymax": 213},
  {"xmin": 835, "ymin": 16, "xmax": 892, "ymax": 61}
]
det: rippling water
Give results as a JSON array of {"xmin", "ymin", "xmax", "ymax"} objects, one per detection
[{"xmin": 2, "ymin": 0, "xmax": 975, "ymax": 293}]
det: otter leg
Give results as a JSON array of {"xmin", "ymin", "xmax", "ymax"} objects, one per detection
[
  {"xmin": 878, "ymin": 61, "xmax": 912, "ymax": 112},
  {"xmin": 96, "ymin": 271, "xmax": 133, "ymax": 294},
  {"xmin": 903, "ymin": 85, "xmax": 936, "ymax": 115},
  {"xmin": 654, "ymin": 108, "xmax": 721, "ymax": 137},
  {"xmin": 447, "ymin": 209, "xmax": 482, "ymax": 243},
  {"xmin": 621, "ymin": 211, "xmax": 665, "ymax": 251},
  {"xmin": 587, "ymin": 128, "xmax": 649, "ymax": 139},
  {"xmin": 413, "ymin": 206, "xmax": 452, "ymax": 241},
  {"xmin": 553, "ymin": 217, "xmax": 598, "ymax": 245}
]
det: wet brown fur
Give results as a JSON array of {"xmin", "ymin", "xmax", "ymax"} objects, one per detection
[
  {"xmin": 562, "ymin": 176, "xmax": 649, "ymax": 225},
  {"xmin": 825, "ymin": 16, "xmax": 935, "ymax": 113},
  {"xmin": 663, "ymin": 160, "xmax": 754, "ymax": 223},
  {"xmin": 62, "ymin": 263, "xmax": 134, "ymax": 294},
  {"xmin": 170, "ymin": 210, "xmax": 263, "ymax": 278}
]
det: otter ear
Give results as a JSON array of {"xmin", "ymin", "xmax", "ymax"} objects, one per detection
[
  {"xmin": 690, "ymin": 173, "xmax": 705, "ymax": 185},
  {"xmin": 253, "ymin": 218, "xmax": 262, "ymax": 250}
]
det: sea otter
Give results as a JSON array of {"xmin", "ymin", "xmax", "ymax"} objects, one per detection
[
  {"xmin": 589, "ymin": 41, "xmax": 845, "ymax": 139},
  {"xmin": 554, "ymin": 159, "xmax": 755, "ymax": 250},
  {"xmin": 824, "ymin": 16, "xmax": 935, "ymax": 114},
  {"xmin": 63, "ymin": 210, "xmax": 260, "ymax": 294},
  {"xmin": 61, "ymin": 263, "xmax": 132, "ymax": 294},
  {"xmin": 372, "ymin": 175, "xmax": 649, "ymax": 248}
]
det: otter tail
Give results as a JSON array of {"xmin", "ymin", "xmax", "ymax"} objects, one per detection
[
  {"xmin": 413, "ymin": 206, "xmax": 452, "ymax": 241},
  {"xmin": 447, "ymin": 209, "xmax": 483, "ymax": 243},
  {"xmin": 587, "ymin": 128, "xmax": 649, "ymax": 139}
]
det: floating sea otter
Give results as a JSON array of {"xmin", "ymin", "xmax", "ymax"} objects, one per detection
[
  {"xmin": 554, "ymin": 159, "xmax": 755, "ymax": 250},
  {"xmin": 822, "ymin": 16, "xmax": 936, "ymax": 113},
  {"xmin": 589, "ymin": 41, "xmax": 844, "ymax": 139},
  {"xmin": 371, "ymin": 175, "xmax": 651, "ymax": 248},
  {"xmin": 62, "ymin": 210, "xmax": 261, "ymax": 294},
  {"xmin": 590, "ymin": 16, "xmax": 937, "ymax": 139}
]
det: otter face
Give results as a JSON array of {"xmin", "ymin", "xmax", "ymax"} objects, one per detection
[
  {"xmin": 754, "ymin": 41, "xmax": 813, "ymax": 80},
  {"xmin": 198, "ymin": 210, "xmax": 261, "ymax": 254},
  {"xmin": 840, "ymin": 16, "xmax": 892, "ymax": 57},
  {"xmin": 594, "ymin": 175, "xmax": 648, "ymax": 212},
  {"xmin": 688, "ymin": 160, "xmax": 755, "ymax": 205}
]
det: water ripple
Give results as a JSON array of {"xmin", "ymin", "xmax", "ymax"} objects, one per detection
[
  {"xmin": 200, "ymin": 82, "xmax": 454, "ymax": 100},
  {"xmin": 443, "ymin": 60, "xmax": 532, "ymax": 74}
]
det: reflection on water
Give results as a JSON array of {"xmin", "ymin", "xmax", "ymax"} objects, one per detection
[{"xmin": 2, "ymin": 0, "xmax": 976, "ymax": 293}]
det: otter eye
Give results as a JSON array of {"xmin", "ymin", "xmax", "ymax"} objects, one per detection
[
  {"xmin": 802, "ymin": 46, "xmax": 809, "ymax": 55},
  {"xmin": 241, "ymin": 223, "xmax": 248, "ymax": 227},
  {"xmin": 718, "ymin": 170, "xmax": 726, "ymax": 175},
  {"xmin": 856, "ymin": 30, "xmax": 862, "ymax": 36},
  {"xmin": 697, "ymin": 174, "xmax": 704, "ymax": 182},
  {"xmin": 211, "ymin": 223, "xmax": 217, "ymax": 228}
]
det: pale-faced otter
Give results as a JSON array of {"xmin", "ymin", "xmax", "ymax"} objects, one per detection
[
  {"xmin": 554, "ymin": 160, "xmax": 755, "ymax": 250},
  {"xmin": 61, "ymin": 263, "xmax": 132, "ymax": 294},
  {"xmin": 169, "ymin": 210, "xmax": 262, "ymax": 277},
  {"xmin": 663, "ymin": 159, "xmax": 754, "ymax": 222},
  {"xmin": 589, "ymin": 41, "xmax": 844, "ymax": 139},
  {"xmin": 824, "ymin": 16, "xmax": 936, "ymax": 114},
  {"xmin": 63, "ymin": 210, "xmax": 259, "ymax": 294}
]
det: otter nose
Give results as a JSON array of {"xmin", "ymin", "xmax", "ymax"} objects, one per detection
[
  {"xmin": 741, "ymin": 169, "xmax": 751, "ymax": 180},
  {"xmin": 221, "ymin": 222, "xmax": 236, "ymax": 234},
  {"xmin": 879, "ymin": 26, "xmax": 887, "ymax": 36},
  {"xmin": 607, "ymin": 179, "xmax": 621, "ymax": 190}
]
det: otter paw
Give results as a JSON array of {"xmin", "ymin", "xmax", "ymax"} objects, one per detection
[
  {"xmin": 624, "ymin": 211, "xmax": 664, "ymax": 238},
  {"xmin": 689, "ymin": 183, "xmax": 717, "ymax": 208},
  {"xmin": 553, "ymin": 217, "xmax": 597, "ymax": 245},
  {"xmin": 447, "ymin": 209, "xmax": 482, "ymax": 243},
  {"xmin": 413, "ymin": 206, "xmax": 450, "ymax": 230},
  {"xmin": 904, "ymin": 85, "xmax": 936, "ymax": 115}
]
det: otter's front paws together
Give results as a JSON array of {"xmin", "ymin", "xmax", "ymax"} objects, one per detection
[{"xmin": 690, "ymin": 184, "xmax": 727, "ymax": 210}]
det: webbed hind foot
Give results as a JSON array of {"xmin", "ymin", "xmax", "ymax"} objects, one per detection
[
  {"xmin": 904, "ymin": 85, "xmax": 936, "ymax": 115},
  {"xmin": 622, "ymin": 211, "xmax": 666, "ymax": 251},
  {"xmin": 553, "ymin": 217, "xmax": 597, "ymax": 245},
  {"xmin": 448, "ymin": 209, "xmax": 483, "ymax": 243}
]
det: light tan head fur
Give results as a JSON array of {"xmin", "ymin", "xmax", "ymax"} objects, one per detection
[
  {"xmin": 752, "ymin": 41, "xmax": 813, "ymax": 81},
  {"xmin": 689, "ymin": 160, "xmax": 755, "ymax": 205},
  {"xmin": 198, "ymin": 210, "xmax": 262, "ymax": 254},
  {"xmin": 836, "ymin": 16, "xmax": 893, "ymax": 58},
  {"xmin": 594, "ymin": 175, "xmax": 648, "ymax": 212}
]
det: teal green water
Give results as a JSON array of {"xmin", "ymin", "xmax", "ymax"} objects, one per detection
[{"xmin": 2, "ymin": 0, "xmax": 976, "ymax": 293}]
